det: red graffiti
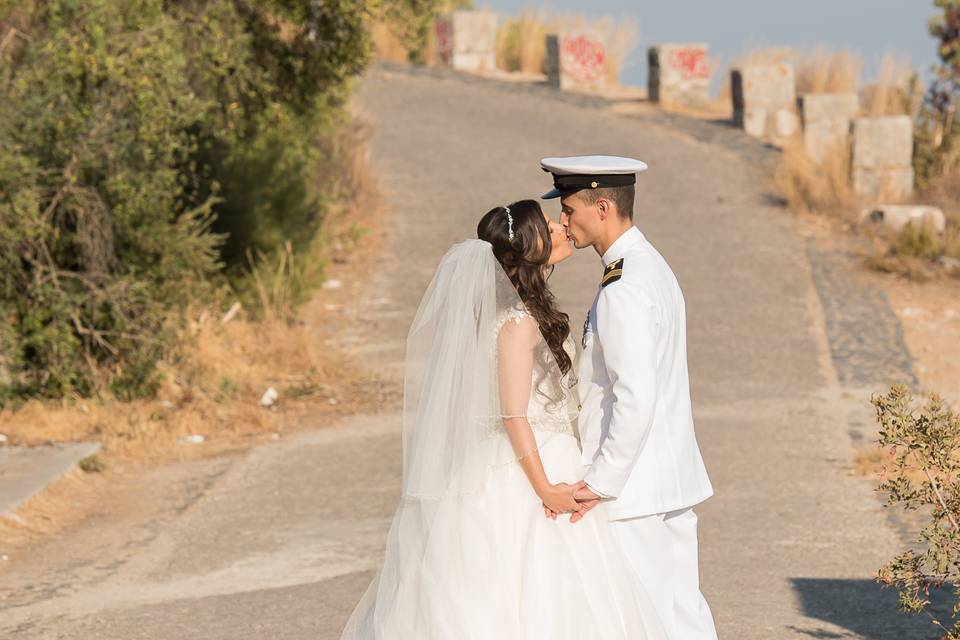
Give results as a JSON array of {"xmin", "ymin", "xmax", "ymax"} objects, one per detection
[
  {"xmin": 434, "ymin": 19, "xmax": 453, "ymax": 64},
  {"xmin": 668, "ymin": 48, "xmax": 709, "ymax": 80},
  {"xmin": 560, "ymin": 35, "xmax": 606, "ymax": 84}
]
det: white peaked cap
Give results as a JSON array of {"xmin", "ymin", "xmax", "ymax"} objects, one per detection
[{"xmin": 539, "ymin": 155, "xmax": 649, "ymax": 199}]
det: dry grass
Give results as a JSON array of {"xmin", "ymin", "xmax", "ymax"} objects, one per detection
[
  {"xmin": 717, "ymin": 47, "xmax": 791, "ymax": 105},
  {"xmin": 852, "ymin": 444, "xmax": 888, "ymax": 477},
  {"xmin": 494, "ymin": 9, "xmax": 639, "ymax": 86},
  {"xmin": 767, "ymin": 50, "xmax": 860, "ymax": 222},
  {"xmin": 724, "ymin": 47, "xmax": 919, "ymax": 114},
  {"xmin": 596, "ymin": 15, "xmax": 640, "ymax": 86},
  {"xmin": 795, "ymin": 47, "xmax": 862, "ymax": 94},
  {"xmin": 775, "ymin": 135, "xmax": 960, "ymax": 282},
  {"xmin": 495, "ymin": 9, "xmax": 550, "ymax": 75},
  {"xmin": 852, "ymin": 443, "xmax": 933, "ymax": 485},
  {"xmin": 721, "ymin": 46, "xmax": 917, "ymax": 111},
  {"xmin": 865, "ymin": 220, "xmax": 960, "ymax": 280},
  {"xmin": 773, "ymin": 139, "xmax": 855, "ymax": 220},
  {"xmin": 719, "ymin": 46, "xmax": 862, "ymax": 103},
  {"xmin": 863, "ymin": 168, "xmax": 960, "ymax": 281},
  {"xmin": 370, "ymin": 21, "xmax": 410, "ymax": 64},
  {"xmin": 0, "ymin": 111, "xmax": 396, "ymax": 464},
  {"xmin": 765, "ymin": 47, "xmax": 943, "ymax": 279},
  {"xmin": 0, "ymin": 465, "xmax": 111, "ymax": 552},
  {"xmin": 783, "ymin": 49, "xmax": 917, "ymax": 115},
  {"xmin": 0, "ymin": 295, "xmax": 387, "ymax": 463},
  {"xmin": 861, "ymin": 53, "xmax": 920, "ymax": 117}
]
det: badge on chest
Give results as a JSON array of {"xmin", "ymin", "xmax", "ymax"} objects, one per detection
[{"xmin": 582, "ymin": 311, "xmax": 593, "ymax": 348}]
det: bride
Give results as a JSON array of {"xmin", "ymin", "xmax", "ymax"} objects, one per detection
[{"xmin": 340, "ymin": 200, "xmax": 667, "ymax": 639}]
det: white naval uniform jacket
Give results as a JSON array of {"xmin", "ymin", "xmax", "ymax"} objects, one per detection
[{"xmin": 579, "ymin": 226, "xmax": 713, "ymax": 521}]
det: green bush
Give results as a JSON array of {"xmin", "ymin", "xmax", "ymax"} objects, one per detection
[
  {"xmin": 875, "ymin": 386, "xmax": 960, "ymax": 638},
  {"xmin": 383, "ymin": 0, "xmax": 472, "ymax": 63},
  {"xmin": 0, "ymin": 0, "xmax": 447, "ymax": 404},
  {"xmin": 0, "ymin": 1, "xmax": 223, "ymax": 401}
]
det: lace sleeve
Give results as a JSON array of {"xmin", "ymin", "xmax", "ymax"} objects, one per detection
[
  {"xmin": 497, "ymin": 313, "xmax": 538, "ymax": 459},
  {"xmin": 496, "ymin": 305, "xmax": 530, "ymax": 335},
  {"xmin": 497, "ymin": 312, "xmax": 536, "ymax": 417}
]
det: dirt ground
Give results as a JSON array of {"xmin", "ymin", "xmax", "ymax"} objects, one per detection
[{"xmin": 880, "ymin": 276, "xmax": 960, "ymax": 406}]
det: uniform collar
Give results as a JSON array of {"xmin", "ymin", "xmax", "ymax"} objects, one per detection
[{"xmin": 601, "ymin": 226, "xmax": 644, "ymax": 267}]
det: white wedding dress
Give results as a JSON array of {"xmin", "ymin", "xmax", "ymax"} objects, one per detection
[{"xmin": 340, "ymin": 241, "xmax": 666, "ymax": 640}]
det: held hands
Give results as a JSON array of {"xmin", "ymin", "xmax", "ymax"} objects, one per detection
[
  {"xmin": 569, "ymin": 483, "xmax": 601, "ymax": 523},
  {"xmin": 537, "ymin": 481, "xmax": 583, "ymax": 517},
  {"xmin": 539, "ymin": 480, "xmax": 602, "ymax": 523}
]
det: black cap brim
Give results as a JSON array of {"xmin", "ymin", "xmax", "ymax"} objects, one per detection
[{"xmin": 541, "ymin": 187, "xmax": 563, "ymax": 199}]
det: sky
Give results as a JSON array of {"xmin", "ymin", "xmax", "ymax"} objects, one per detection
[{"xmin": 478, "ymin": 0, "xmax": 941, "ymax": 91}]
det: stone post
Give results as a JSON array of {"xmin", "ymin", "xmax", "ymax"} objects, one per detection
[
  {"xmin": 851, "ymin": 116, "xmax": 914, "ymax": 200},
  {"xmin": 731, "ymin": 63, "xmax": 799, "ymax": 143},
  {"xmin": 648, "ymin": 43, "xmax": 710, "ymax": 108},
  {"xmin": 546, "ymin": 31, "xmax": 608, "ymax": 92},
  {"xmin": 798, "ymin": 93, "xmax": 860, "ymax": 164},
  {"xmin": 433, "ymin": 10, "xmax": 497, "ymax": 73}
]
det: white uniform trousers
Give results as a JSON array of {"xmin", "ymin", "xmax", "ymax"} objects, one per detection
[{"xmin": 610, "ymin": 508, "xmax": 717, "ymax": 640}]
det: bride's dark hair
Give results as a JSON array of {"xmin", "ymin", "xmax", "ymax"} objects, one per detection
[{"xmin": 477, "ymin": 199, "xmax": 572, "ymax": 375}]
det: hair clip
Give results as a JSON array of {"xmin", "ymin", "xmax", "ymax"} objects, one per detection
[{"xmin": 504, "ymin": 206, "xmax": 514, "ymax": 241}]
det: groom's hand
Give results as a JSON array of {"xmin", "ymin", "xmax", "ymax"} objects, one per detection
[
  {"xmin": 573, "ymin": 484, "xmax": 600, "ymax": 502},
  {"xmin": 569, "ymin": 480, "xmax": 601, "ymax": 524},
  {"xmin": 569, "ymin": 499, "xmax": 599, "ymax": 523}
]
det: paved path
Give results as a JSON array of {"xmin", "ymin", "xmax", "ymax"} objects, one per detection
[
  {"xmin": 0, "ymin": 443, "xmax": 101, "ymax": 515},
  {"xmin": 0, "ymin": 66, "xmax": 931, "ymax": 639}
]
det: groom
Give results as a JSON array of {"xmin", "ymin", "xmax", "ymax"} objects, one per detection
[{"xmin": 541, "ymin": 155, "xmax": 717, "ymax": 639}]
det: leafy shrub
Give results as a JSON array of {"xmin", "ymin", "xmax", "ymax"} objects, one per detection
[
  {"xmin": 874, "ymin": 385, "xmax": 960, "ymax": 638},
  {"xmin": 0, "ymin": 0, "xmax": 445, "ymax": 404}
]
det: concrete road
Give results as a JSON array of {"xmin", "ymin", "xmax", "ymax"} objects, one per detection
[{"xmin": 0, "ymin": 66, "xmax": 930, "ymax": 639}]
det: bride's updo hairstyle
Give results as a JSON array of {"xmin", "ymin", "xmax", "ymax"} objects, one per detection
[{"xmin": 477, "ymin": 199, "xmax": 572, "ymax": 375}]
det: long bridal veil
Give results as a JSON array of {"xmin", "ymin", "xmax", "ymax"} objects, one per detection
[
  {"xmin": 341, "ymin": 239, "xmax": 570, "ymax": 638},
  {"xmin": 400, "ymin": 239, "xmax": 570, "ymax": 496}
]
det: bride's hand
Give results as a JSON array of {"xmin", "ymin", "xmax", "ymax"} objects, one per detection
[{"xmin": 536, "ymin": 482, "xmax": 582, "ymax": 516}]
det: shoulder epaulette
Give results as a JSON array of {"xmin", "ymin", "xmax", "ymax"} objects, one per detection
[{"xmin": 601, "ymin": 258, "xmax": 624, "ymax": 288}]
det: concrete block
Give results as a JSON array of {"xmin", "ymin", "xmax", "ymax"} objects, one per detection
[
  {"xmin": 775, "ymin": 109, "xmax": 800, "ymax": 138},
  {"xmin": 799, "ymin": 93, "xmax": 860, "ymax": 163},
  {"xmin": 743, "ymin": 107, "xmax": 767, "ymax": 138},
  {"xmin": 648, "ymin": 43, "xmax": 710, "ymax": 107},
  {"xmin": 799, "ymin": 93, "xmax": 860, "ymax": 125},
  {"xmin": 546, "ymin": 31, "xmax": 608, "ymax": 91},
  {"xmin": 434, "ymin": 10, "xmax": 497, "ymax": 72},
  {"xmin": 731, "ymin": 64, "xmax": 798, "ymax": 143},
  {"xmin": 859, "ymin": 204, "xmax": 946, "ymax": 234},
  {"xmin": 852, "ymin": 115, "xmax": 913, "ymax": 169},
  {"xmin": 852, "ymin": 167, "xmax": 915, "ymax": 201},
  {"xmin": 851, "ymin": 116, "xmax": 914, "ymax": 199},
  {"xmin": 804, "ymin": 120, "xmax": 851, "ymax": 164}
]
